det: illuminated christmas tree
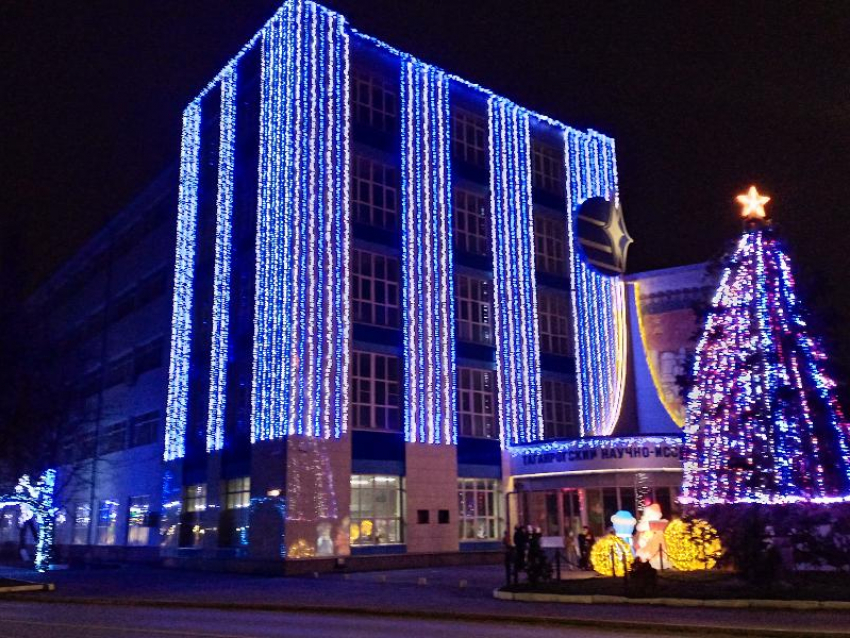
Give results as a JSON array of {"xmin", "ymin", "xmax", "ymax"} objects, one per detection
[{"xmin": 682, "ymin": 187, "xmax": 850, "ymax": 505}]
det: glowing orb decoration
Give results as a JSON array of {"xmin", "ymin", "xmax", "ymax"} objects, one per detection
[
  {"xmin": 288, "ymin": 538, "xmax": 316, "ymax": 559},
  {"xmin": 663, "ymin": 519, "xmax": 723, "ymax": 571},
  {"xmin": 736, "ymin": 185, "xmax": 770, "ymax": 220},
  {"xmin": 590, "ymin": 534, "xmax": 635, "ymax": 577}
]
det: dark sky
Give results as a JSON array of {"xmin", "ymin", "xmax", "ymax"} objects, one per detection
[{"xmin": 2, "ymin": 1, "xmax": 850, "ymax": 371}]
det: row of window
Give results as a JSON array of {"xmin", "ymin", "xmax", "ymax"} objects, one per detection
[
  {"xmin": 352, "ymin": 71, "xmax": 564, "ymax": 193},
  {"xmin": 78, "ymin": 337, "xmax": 164, "ymax": 399},
  {"xmin": 351, "ymin": 350, "xmax": 576, "ymax": 439},
  {"xmin": 352, "ymin": 251, "xmax": 571, "ymax": 354},
  {"xmin": 68, "ymin": 495, "xmax": 153, "ymax": 546},
  {"xmin": 352, "ymin": 156, "xmax": 568, "ymax": 274},
  {"xmin": 65, "ymin": 410, "xmax": 160, "ymax": 462}
]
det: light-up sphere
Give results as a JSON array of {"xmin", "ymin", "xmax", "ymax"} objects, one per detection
[
  {"xmin": 590, "ymin": 534, "xmax": 634, "ymax": 577},
  {"xmin": 663, "ymin": 518, "xmax": 722, "ymax": 571}
]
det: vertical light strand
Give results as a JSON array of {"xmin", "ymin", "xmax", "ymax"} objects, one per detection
[
  {"xmin": 165, "ymin": 102, "xmax": 201, "ymax": 461},
  {"xmin": 489, "ymin": 99, "xmax": 542, "ymax": 447},
  {"xmin": 563, "ymin": 128, "xmax": 627, "ymax": 438},
  {"xmin": 250, "ymin": 0, "xmax": 348, "ymax": 443},
  {"xmin": 400, "ymin": 58, "xmax": 456, "ymax": 445},
  {"xmin": 206, "ymin": 67, "xmax": 238, "ymax": 452}
]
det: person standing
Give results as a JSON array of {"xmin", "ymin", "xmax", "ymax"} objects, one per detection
[{"xmin": 513, "ymin": 524, "xmax": 528, "ymax": 579}]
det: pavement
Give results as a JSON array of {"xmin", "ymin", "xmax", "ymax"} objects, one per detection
[{"xmin": 1, "ymin": 564, "xmax": 850, "ymax": 637}]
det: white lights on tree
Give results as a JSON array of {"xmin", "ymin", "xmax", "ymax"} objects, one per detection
[{"xmin": 0, "ymin": 470, "xmax": 57, "ymax": 572}]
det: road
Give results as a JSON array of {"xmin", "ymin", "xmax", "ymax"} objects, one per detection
[{"xmin": 0, "ymin": 601, "xmax": 669, "ymax": 638}]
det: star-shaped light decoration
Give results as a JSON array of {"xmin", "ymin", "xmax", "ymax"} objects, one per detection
[{"xmin": 736, "ymin": 185, "xmax": 770, "ymax": 220}]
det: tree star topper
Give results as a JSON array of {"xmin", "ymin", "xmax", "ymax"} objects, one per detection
[{"xmin": 737, "ymin": 185, "xmax": 770, "ymax": 219}]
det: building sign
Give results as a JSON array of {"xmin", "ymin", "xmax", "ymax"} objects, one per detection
[{"xmin": 509, "ymin": 436, "xmax": 683, "ymax": 476}]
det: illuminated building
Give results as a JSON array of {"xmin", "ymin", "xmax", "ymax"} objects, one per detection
[{"xmin": 12, "ymin": 0, "xmax": 723, "ymax": 566}]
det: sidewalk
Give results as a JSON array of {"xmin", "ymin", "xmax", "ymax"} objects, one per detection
[{"xmin": 4, "ymin": 564, "xmax": 850, "ymax": 637}]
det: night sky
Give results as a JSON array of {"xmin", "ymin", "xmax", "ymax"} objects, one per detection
[{"xmin": 2, "ymin": 1, "xmax": 850, "ymax": 377}]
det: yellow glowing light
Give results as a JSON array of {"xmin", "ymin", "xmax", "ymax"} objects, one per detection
[
  {"xmin": 633, "ymin": 282, "xmax": 685, "ymax": 428},
  {"xmin": 590, "ymin": 534, "xmax": 634, "ymax": 577},
  {"xmin": 349, "ymin": 522, "xmax": 360, "ymax": 542},
  {"xmin": 288, "ymin": 538, "xmax": 316, "ymax": 559},
  {"xmin": 736, "ymin": 185, "xmax": 770, "ymax": 219},
  {"xmin": 663, "ymin": 518, "xmax": 723, "ymax": 571},
  {"xmin": 360, "ymin": 519, "xmax": 373, "ymax": 537}
]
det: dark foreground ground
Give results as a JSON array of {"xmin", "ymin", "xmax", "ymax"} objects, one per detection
[
  {"xmin": 504, "ymin": 569, "xmax": 850, "ymax": 601},
  {"xmin": 1, "ymin": 564, "xmax": 849, "ymax": 637}
]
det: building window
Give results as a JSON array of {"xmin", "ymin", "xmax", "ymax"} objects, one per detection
[
  {"xmin": 73, "ymin": 504, "xmax": 90, "ymax": 545},
  {"xmin": 104, "ymin": 353, "xmax": 134, "ymax": 388},
  {"xmin": 184, "ymin": 484, "xmax": 207, "ymax": 513},
  {"xmin": 457, "ymin": 367, "xmax": 497, "ymax": 438},
  {"xmin": 352, "ymin": 155, "xmax": 398, "ymax": 230},
  {"xmin": 456, "ymin": 275, "xmax": 493, "ymax": 345},
  {"xmin": 458, "ymin": 478, "xmax": 503, "ymax": 541},
  {"xmin": 350, "ymin": 475, "xmax": 403, "ymax": 546},
  {"xmin": 224, "ymin": 477, "xmax": 251, "ymax": 510},
  {"xmin": 127, "ymin": 495, "xmax": 151, "ymax": 546},
  {"xmin": 352, "ymin": 70, "xmax": 397, "ymax": 132},
  {"xmin": 130, "ymin": 411, "xmax": 159, "ymax": 448},
  {"xmin": 542, "ymin": 379, "xmax": 577, "ymax": 439},
  {"xmin": 351, "ymin": 250, "xmax": 400, "ymax": 328},
  {"xmin": 96, "ymin": 499, "xmax": 119, "ymax": 545},
  {"xmin": 452, "ymin": 110, "xmax": 487, "ymax": 167},
  {"xmin": 537, "ymin": 291, "xmax": 572, "ymax": 356},
  {"xmin": 351, "ymin": 351, "xmax": 401, "ymax": 431},
  {"xmin": 453, "ymin": 189, "xmax": 490, "ymax": 256},
  {"xmin": 135, "ymin": 337, "xmax": 164, "ymax": 375},
  {"xmin": 100, "ymin": 420, "xmax": 126, "ymax": 455},
  {"xmin": 534, "ymin": 214, "xmax": 568, "ymax": 276},
  {"xmin": 532, "ymin": 141, "xmax": 563, "ymax": 194}
]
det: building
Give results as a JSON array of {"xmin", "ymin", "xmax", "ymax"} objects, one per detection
[{"xmin": 6, "ymin": 0, "xmax": 716, "ymax": 568}]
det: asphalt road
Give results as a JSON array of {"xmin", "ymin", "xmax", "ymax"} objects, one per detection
[{"xmin": 0, "ymin": 601, "xmax": 669, "ymax": 638}]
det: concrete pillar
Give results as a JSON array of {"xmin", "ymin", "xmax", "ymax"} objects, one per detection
[{"xmin": 404, "ymin": 444, "xmax": 458, "ymax": 553}]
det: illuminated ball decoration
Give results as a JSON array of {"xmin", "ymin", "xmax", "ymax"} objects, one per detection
[
  {"xmin": 663, "ymin": 519, "xmax": 722, "ymax": 571},
  {"xmin": 590, "ymin": 534, "xmax": 634, "ymax": 577}
]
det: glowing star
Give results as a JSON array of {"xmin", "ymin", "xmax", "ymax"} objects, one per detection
[{"xmin": 736, "ymin": 185, "xmax": 770, "ymax": 219}]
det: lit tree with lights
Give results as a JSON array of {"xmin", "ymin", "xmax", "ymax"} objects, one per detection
[
  {"xmin": 682, "ymin": 187, "xmax": 850, "ymax": 505},
  {"xmin": 0, "ymin": 470, "xmax": 58, "ymax": 572}
]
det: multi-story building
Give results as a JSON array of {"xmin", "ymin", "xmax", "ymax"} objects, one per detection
[{"xmin": 5, "ymin": 0, "xmax": 717, "ymax": 568}]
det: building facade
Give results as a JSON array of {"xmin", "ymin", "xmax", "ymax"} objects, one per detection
[{"xmin": 7, "ymin": 0, "xmax": 717, "ymax": 566}]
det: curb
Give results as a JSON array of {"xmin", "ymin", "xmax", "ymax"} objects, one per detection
[
  {"xmin": 5, "ymin": 593, "xmax": 848, "ymax": 638},
  {"xmin": 494, "ymin": 588, "xmax": 850, "ymax": 611},
  {"xmin": 0, "ymin": 583, "xmax": 55, "ymax": 594}
]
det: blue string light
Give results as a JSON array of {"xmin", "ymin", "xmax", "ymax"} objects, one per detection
[
  {"xmin": 165, "ymin": 102, "xmax": 201, "ymax": 461},
  {"xmin": 400, "ymin": 59, "xmax": 457, "ymax": 445},
  {"xmin": 207, "ymin": 66, "xmax": 237, "ymax": 452}
]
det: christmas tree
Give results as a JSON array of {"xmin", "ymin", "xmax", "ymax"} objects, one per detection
[{"xmin": 682, "ymin": 187, "xmax": 850, "ymax": 505}]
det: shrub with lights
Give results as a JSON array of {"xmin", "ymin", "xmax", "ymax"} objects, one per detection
[
  {"xmin": 663, "ymin": 518, "xmax": 723, "ymax": 571},
  {"xmin": 590, "ymin": 534, "xmax": 634, "ymax": 577},
  {"xmin": 681, "ymin": 187, "xmax": 850, "ymax": 575},
  {"xmin": 0, "ymin": 470, "xmax": 57, "ymax": 572}
]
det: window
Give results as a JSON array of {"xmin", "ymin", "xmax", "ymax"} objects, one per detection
[
  {"xmin": 452, "ymin": 110, "xmax": 487, "ymax": 167},
  {"xmin": 351, "ymin": 351, "xmax": 401, "ymax": 431},
  {"xmin": 350, "ymin": 475, "xmax": 403, "ymax": 546},
  {"xmin": 224, "ymin": 477, "xmax": 251, "ymax": 510},
  {"xmin": 534, "ymin": 214, "xmax": 567, "ymax": 275},
  {"xmin": 127, "ymin": 495, "xmax": 151, "ymax": 546},
  {"xmin": 100, "ymin": 420, "xmax": 127, "ymax": 454},
  {"xmin": 458, "ymin": 478, "xmax": 502, "ymax": 541},
  {"xmin": 96, "ymin": 499, "xmax": 119, "ymax": 545},
  {"xmin": 352, "ymin": 70, "xmax": 397, "ymax": 132},
  {"xmin": 542, "ymin": 378, "xmax": 577, "ymax": 439},
  {"xmin": 457, "ymin": 367, "xmax": 497, "ymax": 438},
  {"xmin": 453, "ymin": 189, "xmax": 490, "ymax": 255},
  {"xmin": 135, "ymin": 338, "xmax": 163, "ymax": 375},
  {"xmin": 78, "ymin": 428, "xmax": 97, "ymax": 460},
  {"xmin": 73, "ymin": 504, "xmax": 90, "ymax": 545},
  {"xmin": 532, "ymin": 141, "xmax": 563, "ymax": 194},
  {"xmin": 184, "ymin": 484, "xmax": 207, "ymax": 513},
  {"xmin": 352, "ymin": 155, "xmax": 398, "ymax": 230},
  {"xmin": 104, "ymin": 353, "xmax": 134, "ymax": 388},
  {"xmin": 130, "ymin": 411, "xmax": 159, "ymax": 447},
  {"xmin": 351, "ymin": 250, "xmax": 400, "ymax": 328},
  {"xmin": 456, "ymin": 275, "xmax": 493, "ymax": 345},
  {"xmin": 537, "ymin": 291, "xmax": 572, "ymax": 356}
]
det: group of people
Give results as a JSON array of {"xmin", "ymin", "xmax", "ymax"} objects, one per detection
[{"xmin": 503, "ymin": 523, "xmax": 597, "ymax": 583}]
